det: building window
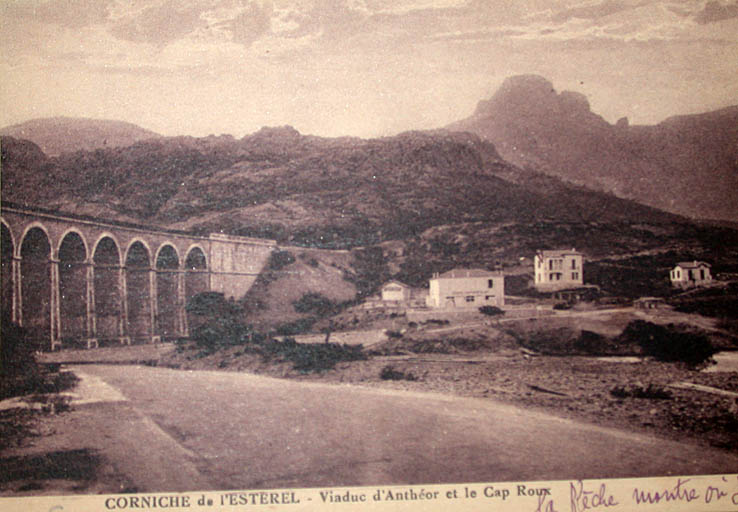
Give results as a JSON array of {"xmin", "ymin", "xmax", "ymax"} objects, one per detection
[
  {"xmin": 549, "ymin": 260, "xmax": 553, "ymax": 270},
  {"xmin": 488, "ymin": 279, "xmax": 494, "ymax": 288},
  {"xmin": 700, "ymin": 269, "xmax": 705, "ymax": 280},
  {"xmin": 676, "ymin": 270, "xmax": 681, "ymax": 279},
  {"xmin": 485, "ymin": 295, "xmax": 493, "ymax": 300},
  {"xmin": 571, "ymin": 259, "xmax": 577, "ymax": 269},
  {"xmin": 465, "ymin": 296, "xmax": 475, "ymax": 302},
  {"xmin": 572, "ymin": 272, "xmax": 579, "ymax": 280}
]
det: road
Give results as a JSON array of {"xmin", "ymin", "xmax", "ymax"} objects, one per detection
[{"xmin": 35, "ymin": 365, "xmax": 738, "ymax": 492}]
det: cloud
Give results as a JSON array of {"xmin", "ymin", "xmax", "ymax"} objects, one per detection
[
  {"xmin": 109, "ymin": 0, "xmax": 208, "ymax": 46},
  {"xmin": 0, "ymin": 0, "xmax": 114, "ymax": 29},
  {"xmin": 219, "ymin": 1, "xmax": 273, "ymax": 45},
  {"xmin": 694, "ymin": 0, "xmax": 738, "ymax": 24},
  {"xmin": 550, "ymin": 0, "xmax": 637, "ymax": 23}
]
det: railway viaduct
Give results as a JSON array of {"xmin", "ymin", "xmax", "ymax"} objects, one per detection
[{"xmin": 1, "ymin": 203, "xmax": 276, "ymax": 350}]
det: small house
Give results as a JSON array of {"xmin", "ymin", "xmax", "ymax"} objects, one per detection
[
  {"xmin": 670, "ymin": 261, "xmax": 712, "ymax": 288},
  {"xmin": 426, "ymin": 268, "xmax": 504, "ymax": 309},
  {"xmin": 534, "ymin": 249, "xmax": 584, "ymax": 292},
  {"xmin": 380, "ymin": 280, "xmax": 411, "ymax": 302}
]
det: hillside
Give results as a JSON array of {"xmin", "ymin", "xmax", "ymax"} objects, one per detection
[
  {"xmin": 448, "ymin": 75, "xmax": 738, "ymax": 221},
  {"xmin": 1, "ymin": 127, "xmax": 680, "ymax": 248},
  {"xmin": 0, "ymin": 117, "xmax": 161, "ymax": 156}
]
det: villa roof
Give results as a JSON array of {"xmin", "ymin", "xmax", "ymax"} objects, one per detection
[
  {"xmin": 436, "ymin": 268, "xmax": 499, "ymax": 279},
  {"xmin": 537, "ymin": 249, "xmax": 582, "ymax": 258},
  {"xmin": 675, "ymin": 261, "xmax": 711, "ymax": 269}
]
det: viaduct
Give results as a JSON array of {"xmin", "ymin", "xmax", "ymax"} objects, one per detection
[{"xmin": 1, "ymin": 203, "xmax": 276, "ymax": 350}]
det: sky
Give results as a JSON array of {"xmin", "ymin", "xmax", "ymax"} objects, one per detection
[{"xmin": 1, "ymin": 0, "xmax": 737, "ymax": 139}]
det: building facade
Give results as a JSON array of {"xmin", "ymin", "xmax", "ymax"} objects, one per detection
[
  {"xmin": 670, "ymin": 261, "xmax": 712, "ymax": 288},
  {"xmin": 426, "ymin": 269, "xmax": 504, "ymax": 309},
  {"xmin": 534, "ymin": 249, "xmax": 584, "ymax": 292},
  {"xmin": 380, "ymin": 280, "xmax": 411, "ymax": 302}
]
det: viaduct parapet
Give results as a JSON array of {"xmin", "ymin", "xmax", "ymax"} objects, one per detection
[{"xmin": 1, "ymin": 203, "xmax": 276, "ymax": 350}]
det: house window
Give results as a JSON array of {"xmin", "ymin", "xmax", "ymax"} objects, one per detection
[
  {"xmin": 465, "ymin": 296, "xmax": 475, "ymax": 303},
  {"xmin": 571, "ymin": 259, "xmax": 577, "ymax": 269},
  {"xmin": 676, "ymin": 270, "xmax": 681, "ymax": 279},
  {"xmin": 549, "ymin": 273, "xmax": 554, "ymax": 280},
  {"xmin": 485, "ymin": 295, "xmax": 494, "ymax": 300},
  {"xmin": 572, "ymin": 272, "xmax": 579, "ymax": 280},
  {"xmin": 488, "ymin": 279, "xmax": 494, "ymax": 288},
  {"xmin": 688, "ymin": 270, "xmax": 694, "ymax": 280},
  {"xmin": 549, "ymin": 260, "xmax": 553, "ymax": 270},
  {"xmin": 700, "ymin": 269, "xmax": 705, "ymax": 280}
]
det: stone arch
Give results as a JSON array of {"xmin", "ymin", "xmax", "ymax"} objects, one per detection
[
  {"xmin": 1, "ymin": 220, "xmax": 15, "ymax": 320},
  {"xmin": 125, "ymin": 240, "xmax": 152, "ymax": 340},
  {"xmin": 58, "ymin": 231, "xmax": 88, "ymax": 342},
  {"xmin": 184, "ymin": 245, "xmax": 209, "ymax": 303},
  {"xmin": 57, "ymin": 228, "xmax": 89, "ymax": 261},
  {"xmin": 155, "ymin": 244, "xmax": 180, "ymax": 339},
  {"xmin": 20, "ymin": 226, "xmax": 52, "ymax": 347},
  {"xmin": 93, "ymin": 236, "xmax": 122, "ymax": 340},
  {"xmin": 92, "ymin": 232, "xmax": 123, "ymax": 266},
  {"xmin": 20, "ymin": 222, "xmax": 51, "ymax": 259}
]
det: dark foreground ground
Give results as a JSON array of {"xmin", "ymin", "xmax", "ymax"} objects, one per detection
[{"xmin": 3, "ymin": 359, "xmax": 738, "ymax": 497}]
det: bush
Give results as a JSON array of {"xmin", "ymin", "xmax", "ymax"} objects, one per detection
[
  {"xmin": 261, "ymin": 338, "xmax": 367, "ymax": 372},
  {"xmin": 618, "ymin": 320, "xmax": 716, "ymax": 367},
  {"xmin": 553, "ymin": 302, "xmax": 572, "ymax": 310},
  {"xmin": 292, "ymin": 292, "xmax": 335, "ymax": 316},
  {"xmin": 274, "ymin": 317, "xmax": 317, "ymax": 336},
  {"xmin": 0, "ymin": 315, "xmax": 44, "ymax": 399},
  {"xmin": 386, "ymin": 330, "xmax": 403, "ymax": 339},
  {"xmin": 269, "ymin": 250, "xmax": 295, "ymax": 270},
  {"xmin": 380, "ymin": 365, "xmax": 417, "ymax": 381},
  {"xmin": 185, "ymin": 292, "xmax": 261, "ymax": 352},
  {"xmin": 611, "ymin": 383, "xmax": 673, "ymax": 400},
  {"xmin": 479, "ymin": 306, "xmax": 504, "ymax": 316}
]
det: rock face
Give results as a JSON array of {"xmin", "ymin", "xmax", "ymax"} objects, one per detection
[
  {"xmin": 0, "ymin": 117, "xmax": 161, "ymax": 156},
  {"xmin": 449, "ymin": 75, "xmax": 738, "ymax": 221}
]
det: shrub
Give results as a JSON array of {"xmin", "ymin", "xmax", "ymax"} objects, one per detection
[
  {"xmin": 553, "ymin": 302, "xmax": 572, "ymax": 310},
  {"xmin": 380, "ymin": 365, "xmax": 417, "ymax": 381},
  {"xmin": 386, "ymin": 330, "xmax": 403, "ymax": 339},
  {"xmin": 269, "ymin": 249, "xmax": 295, "ymax": 270},
  {"xmin": 185, "ymin": 292, "xmax": 261, "ymax": 352},
  {"xmin": 274, "ymin": 317, "xmax": 317, "ymax": 336},
  {"xmin": 618, "ymin": 320, "xmax": 716, "ymax": 367},
  {"xmin": 292, "ymin": 292, "xmax": 335, "ymax": 316},
  {"xmin": 261, "ymin": 338, "xmax": 367, "ymax": 372},
  {"xmin": 0, "ymin": 314, "xmax": 44, "ymax": 399},
  {"xmin": 611, "ymin": 383, "xmax": 673, "ymax": 400},
  {"xmin": 479, "ymin": 306, "xmax": 504, "ymax": 316}
]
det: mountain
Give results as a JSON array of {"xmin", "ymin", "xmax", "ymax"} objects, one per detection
[
  {"xmin": 0, "ymin": 127, "xmax": 681, "ymax": 247},
  {"xmin": 448, "ymin": 75, "xmax": 738, "ymax": 221},
  {"xmin": 0, "ymin": 117, "xmax": 161, "ymax": 156}
]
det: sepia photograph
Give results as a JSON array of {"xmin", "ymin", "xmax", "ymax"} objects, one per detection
[{"xmin": 1, "ymin": 0, "xmax": 738, "ymax": 510}]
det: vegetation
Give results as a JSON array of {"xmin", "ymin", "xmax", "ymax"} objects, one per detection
[
  {"xmin": 380, "ymin": 365, "xmax": 417, "ymax": 381},
  {"xmin": 617, "ymin": 320, "xmax": 716, "ymax": 367},
  {"xmin": 479, "ymin": 306, "xmax": 504, "ymax": 316},
  {"xmin": 260, "ymin": 338, "xmax": 366, "ymax": 373}
]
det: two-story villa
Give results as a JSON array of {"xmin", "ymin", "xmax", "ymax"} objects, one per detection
[
  {"xmin": 534, "ymin": 249, "xmax": 584, "ymax": 292},
  {"xmin": 426, "ymin": 269, "xmax": 505, "ymax": 309}
]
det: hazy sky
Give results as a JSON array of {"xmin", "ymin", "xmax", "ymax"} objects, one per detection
[{"xmin": 1, "ymin": 0, "xmax": 737, "ymax": 138}]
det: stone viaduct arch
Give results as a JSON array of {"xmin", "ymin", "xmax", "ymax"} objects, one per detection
[{"xmin": 1, "ymin": 203, "xmax": 276, "ymax": 350}]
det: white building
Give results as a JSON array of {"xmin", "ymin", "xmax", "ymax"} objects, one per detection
[
  {"xmin": 534, "ymin": 249, "xmax": 584, "ymax": 292},
  {"xmin": 670, "ymin": 261, "xmax": 712, "ymax": 288},
  {"xmin": 426, "ymin": 269, "xmax": 504, "ymax": 309},
  {"xmin": 380, "ymin": 280, "xmax": 411, "ymax": 302}
]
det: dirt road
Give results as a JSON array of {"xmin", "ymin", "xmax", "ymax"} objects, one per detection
[{"xmin": 8, "ymin": 363, "xmax": 736, "ymax": 494}]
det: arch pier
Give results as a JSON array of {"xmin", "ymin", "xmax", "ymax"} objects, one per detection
[{"xmin": 1, "ymin": 204, "xmax": 276, "ymax": 350}]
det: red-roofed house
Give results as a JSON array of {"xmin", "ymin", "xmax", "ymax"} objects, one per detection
[{"xmin": 426, "ymin": 268, "xmax": 504, "ymax": 309}]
